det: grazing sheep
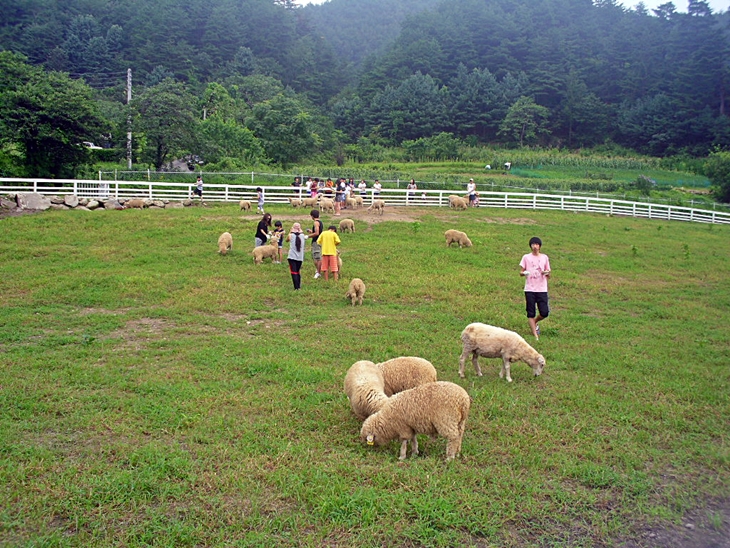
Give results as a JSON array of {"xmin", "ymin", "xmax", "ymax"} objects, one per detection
[
  {"xmin": 320, "ymin": 197, "xmax": 335, "ymax": 214},
  {"xmin": 376, "ymin": 357, "xmax": 437, "ymax": 397},
  {"xmin": 124, "ymin": 198, "xmax": 147, "ymax": 209},
  {"xmin": 343, "ymin": 360, "xmax": 388, "ymax": 420},
  {"xmin": 288, "ymin": 197, "xmax": 303, "ymax": 208},
  {"xmin": 337, "ymin": 250, "xmax": 343, "ymax": 273},
  {"xmin": 218, "ymin": 232, "xmax": 232, "ymax": 255},
  {"xmin": 451, "ymin": 196, "xmax": 469, "ymax": 210},
  {"xmin": 354, "ymin": 196, "xmax": 364, "ymax": 208},
  {"xmin": 345, "ymin": 197, "xmax": 357, "ymax": 209},
  {"xmin": 239, "ymin": 200, "xmax": 251, "ymax": 211},
  {"xmin": 339, "ymin": 219, "xmax": 355, "ymax": 233},
  {"xmin": 448, "ymin": 195, "xmax": 461, "ymax": 208},
  {"xmin": 444, "ymin": 229, "xmax": 472, "ymax": 248},
  {"xmin": 302, "ymin": 197, "xmax": 318, "ymax": 208},
  {"xmin": 252, "ymin": 239, "xmax": 278, "ymax": 265},
  {"xmin": 458, "ymin": 322, "xmax": 546, "ymax": 382},
  {"xmin": 345, "ymin": 278, "xmax": 366, "ymax": 306},
  {"xmin": 367, "ymin": 199, "xmax": 385, "ymax": 215},
  {"xmin": 361, "ymin": 381, "xmax": 470, "ymax": 461}
]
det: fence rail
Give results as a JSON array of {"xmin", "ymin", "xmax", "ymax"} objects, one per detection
[{"xmin": 2, "ymin": 177, "xmax": 729, "ymax": 225}]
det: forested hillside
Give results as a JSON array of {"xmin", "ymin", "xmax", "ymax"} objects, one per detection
[{"xmin": 0, "ymin": 0, "xmax": 728, "ymax": 178}]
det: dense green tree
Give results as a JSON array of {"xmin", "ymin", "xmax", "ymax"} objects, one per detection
[
  {"xmin": 0, "ymin": 51, "xmax": 105, "ymax": 177},
  {"xmin": 498, "ymin": 96, "xmax": 551, "ymax": 147},
  {"xmin": 198, "ymin": 118, "xmax": 264, "ymax": 165},
  {"xmin": 131, "ymin": 78, "xmax": 198, "ymax": 169},
  {"xmin": 703, "ymin": 150, "xmax": 730, "ymax": 202}
]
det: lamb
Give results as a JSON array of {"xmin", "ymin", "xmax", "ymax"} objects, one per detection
[
  {"xmin": 124, "ymin": 198, "xmax": 147, "ymax": 209},
  {"xmin": 319, "ymin": 197, "xmax": 335, "ymax": 213},
  {"xmin": 354, "ymin": 196, "xmax": 364, "ymax": 208},
  {"xmin": 239, "ymin": 200, "xmax": 251, "ymax": 211},
  {"xmin": 458, "ymin": 322, "xmax": 546, "ymax": 382},
  {"xmin": 345, "ymin": 277, "xmax": 366, "ymax": 306},
  {"xmin": 339, "ymin": 219, "xmax": 355, "ymax": 233},
  {"xmin": 288, "ymin": 197, "xmax": 303, "ymax": 208},
  {"xmin": 302, "ymin": 197, "xmax": 318, "ymax": 208},
  {"xmin": 252, "ymin": 238, "xmax": 278, "ymax": 265},
  {"xmin": 360, "ymin": 381, "xmax": 470, "ymax": 461},
  {"xmin": 375, "ymin": 357, "xmax": 437, "ymax": 397},
  {"xmin": 367, "ymin": 199, "xmax": 385, "ymax": 215},
  {"xmin": 343, "ymin": 360, "xmax": 388, "ymax": 420},
  {"xmin": 444, "ymin": 229, "xmax": 473, "ymax": 248},
  {"xmin": 217, "ymin": 232, "xmax": 232, "ymax": 255}
]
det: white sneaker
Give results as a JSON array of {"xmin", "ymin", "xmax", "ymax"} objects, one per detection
[{"xmin": 314, "ymin": 272, "xmax": 320, "ymax": 279}]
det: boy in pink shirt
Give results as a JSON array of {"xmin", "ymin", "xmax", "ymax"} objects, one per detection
[{"xmin": 519, "ymin": 237, "xmax": 551, "ymax": 340}]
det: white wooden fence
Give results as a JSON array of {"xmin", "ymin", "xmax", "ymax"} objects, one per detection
[{"xmin": 1, "ymin": 177, "xmax": 728, "ymax": 225}]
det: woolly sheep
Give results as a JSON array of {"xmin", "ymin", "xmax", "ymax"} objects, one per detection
[
  {"xmin": 451, "ymin": 196, "xmax": 469, "ymax": 210},
  {"xmin": 239, "ymin": 200, "xmax": 251, "ymax": 211},
  {"xmin": 376, "ymin": 357, "xmax": 438, "ymax": 397},
  {"xmin": 345, "ymin": 197, "xmax": 357, "ymax": 209},
  {"xmin": 354, "ymin": 196, "xmax": 364, "ymax": 208},
  {"xmin": 458, "ymin": 322, "xmax": 546, "ymax": 382},
  {"xmin": 302, "ymin": 197, "xmax": 318, "ymax": 208},
  {"xmin": 252, "ymin": 238, "xmax": 278, "ymax": 265},
  {"xmin": 367, "ymin": 199, "xmax": 385, "ymax": 215},
  {"xmin": 339, "ymin": 219, "xmax": 355, "ymax": 233},
  {"xmin": 444, "ymin": 229, "xmax": 472, "ymax": 248},
  {"xmin": 360, "ymin": 381, "xmax": 470, "ymax": 461},
  {"xmin": 217, "ymin": 231, "xmax": 232, "ymax": 255},
  {"xmin": 124, "ymin": 198, "xmax": 147, "ymax": 209},
  {"xmin": 447, "ymin": 195, "xmax": 461, "ymax": 208},
  {"xmin": 320, "ymin": 197, "xmax": 335, "ymax": 214},
  {"xmin": 343, "ymin": 360, "xmax": 388, "ymax": 420},
  {"xmin": 345, "ymin": 277, "xmax": 366, "ymax": 306},
  {"xmin": 288, "ymin": 197, "xmax": 303, "ymax": 208}
]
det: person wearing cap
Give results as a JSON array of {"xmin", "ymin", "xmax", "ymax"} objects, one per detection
[
  {"xmin": 519, "ymin": 236, "xmax": 551, "ymax": 340},
  {"xmin": 286, "ymin": 223, "xmax": 309, "ymax": 290},
  {"xmin": 466, "ymin": 178, "xmax": 477, "ymax": 207}
]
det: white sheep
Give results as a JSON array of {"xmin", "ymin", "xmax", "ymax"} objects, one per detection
[
  {"xmin": 345, "ymin": 197, "xmax": 357, "ymax": 209},
  {"xmin": 451, "ymin": 196, "xmax": 469, "ymax": 210},
  {"xmin": 339, "ymin": 219, "xmax": 355, "ymax": 233},
  {"xmin": 376, "ymin": 356, "xmax": 437, "ymax": 397},
  {"xmin": 345, "ymin": 278, "xmax": 366, "ymax": 306},
  {"xmin": 288, "ymin": 197, "xmax": 303, "ymax": 208},
  {"xmin": 458, "ymin": 322, "xmax": 546, "ymax": 382},
  {"xmin": 360, "ymin": 381, "xmax": 470, "ymax": 461},
  {"xmin": 302, "ymin": 197, "xmax": 318, "ymax": 208},
  {"xmin": 354, "ymin": 196, "xmax": 364, "ymax": 208},
  {"xmin": 239, "ymin": 200, "xmax": 251, "ymax": 211},
  {"xmin": 343, "ymin": 360, "xmax": 388, "ymax": 420},
  {"xmin": 124, "ymin": 198, "xmax": 147, "ymax": 209},
  {"xmin": 367, "ymin": 199, "xmax": 385, "ymax": 215},
  {"xmin": 447, "ymin": 195, "xmax": 461, "ymax": 208},
  {"xmin": 252, "ymin": 239, "xmax": 278, "ymax": 265},
  {"xmin": 217, "ymin": 231, "xmax": 232, "ymax": 255},
  {"xmin": 319, "ymin": 197, "xmax": 335, "ymax": 214},
  {"xmin": 444, "ymin": 229, "xmax": 472, "ymax": 248}
]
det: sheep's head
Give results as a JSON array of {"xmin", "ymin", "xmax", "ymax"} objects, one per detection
[
  {"xmin": 366, "ymin": 434, "xmax": 375, "ymax": 446},
  {"xmin": 532, "ymin": 355, "xmax": 546, "ymax": 376},
  {"xmin": 463, "ymin": 238, "xmax": 473, "ymax": 247}
]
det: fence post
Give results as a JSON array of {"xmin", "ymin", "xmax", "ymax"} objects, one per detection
[
  {"xmin": 147, "ymin": 169, "xmax": 150, "ymax": 181},
  {"xmin": 251, "ymin": 172, "xmax": 254, "ymax": 185},
  {"xmin": 98, "ymin": 170, "xmax": 102, "ymax": 181}
]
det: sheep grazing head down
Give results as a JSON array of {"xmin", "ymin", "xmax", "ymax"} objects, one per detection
[
  {"xmin": 533, "ymin": 355, "xmax": 546, "ymax": 376},
  {"xmin": 366, "ymin": 434, "xmax": 375, "ymax": 446}
]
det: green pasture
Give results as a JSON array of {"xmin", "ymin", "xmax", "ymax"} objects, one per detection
[{"xmin": 1, "ymin": 204, "xmax": 728, "ymax": 547}]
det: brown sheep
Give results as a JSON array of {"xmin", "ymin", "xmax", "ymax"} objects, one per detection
[
  {"xmin": 252, "ymin": 239, "xmax": 278, "ymax": 265},
  {"xmin": 444, "ymin": 229, "xmax": 472, "ymax": 248},
  {"xmin": 239, "ymin": 200, "xmax": 252, "ymax": 211},
  {"xmin": 345, "ymin": 278, "xmax": 366, "ymax": 306},
  {"xmin": 339, "ymin": 219, "xmax": 355, "ymax": 233},
  {"xmin": 367, "ymin": 199, "xmax": 385, "ymax": 215},
  {"xmin": 217, "ymin": 232, "xmax": 233, "ymax": 255}
]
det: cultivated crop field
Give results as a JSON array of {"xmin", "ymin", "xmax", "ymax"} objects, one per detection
[{"xmin": 1, "ymin": 204, "xmax": 728, "ymax": 547}]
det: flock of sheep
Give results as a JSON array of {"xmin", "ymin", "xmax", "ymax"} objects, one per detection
[{"xmin": 345, "ymin": 324, "xmax": 546, "ymax": 461}]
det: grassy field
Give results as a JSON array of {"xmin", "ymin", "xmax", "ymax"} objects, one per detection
[{"xmin": 1, "ymin": 203, "xmax": 729, "ymax": 546}]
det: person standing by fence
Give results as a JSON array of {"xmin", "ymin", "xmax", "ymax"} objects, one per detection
[{"xmin": 193, "ymin": 176, "xmax": 204, "ymax": 204}]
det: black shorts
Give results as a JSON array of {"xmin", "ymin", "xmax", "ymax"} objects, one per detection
[
  {"xmin": 193, "ymin": 188, "xmax": 202, "ymax": 197},
  {"xmin": 525, "ymin": 292, "xmax": 549, "ymax": 319}
]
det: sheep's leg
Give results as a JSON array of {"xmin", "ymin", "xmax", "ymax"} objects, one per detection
[
  {"xmin": 501, "ymin": 357, "xmax": 512, "ymax": 382},
  {"xmin": 458, "ymin": 349, "xmax": 469, "ymax": 378},
  {"xmin": 445, "ymin": 437, "xmax": 458, "ymax": 461},
  {"xmin": 471, "ymin": 352, "xmax": 483, "ymax": 376},
  {"xmin": 399, "ymin": 439, "xmax": 409, "ymax": 460},
  {"xmin": 410, "ymin": 435, "xmax": 419, "ymax": 457}
]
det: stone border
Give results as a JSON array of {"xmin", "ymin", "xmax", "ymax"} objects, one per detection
[{"xmin": 2, "ymin": 192, "xmax": 196, "ymax": 213}]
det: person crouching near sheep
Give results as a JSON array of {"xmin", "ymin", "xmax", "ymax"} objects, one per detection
[
  {"xmin": 316, "ymin": 225, "xmax": 341, "ymax": 282},
  {"xmin": 254, "ymin": 212, "xmax": 272, "ymax": 247},
  {"xmin": 273, "ymin": 220, "xmax": 285, "ymax": 264},
  {"xmin": 286, "ymin": 223, "xmax": 309, "ymax": 290},
  {"xmin": 519, "ymin": 236, "xmax": 551, "ymax": 340}
]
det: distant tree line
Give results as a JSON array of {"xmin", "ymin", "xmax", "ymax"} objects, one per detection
[{"xmin": 0, "ymin": 0, "xmax": 729, "ymax": 179}]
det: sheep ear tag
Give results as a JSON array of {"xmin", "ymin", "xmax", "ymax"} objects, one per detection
[{"xmin": 366, "ymin": 435, "xmax": 374, "ymax": 446}]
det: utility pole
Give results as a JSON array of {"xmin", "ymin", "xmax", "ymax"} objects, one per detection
[{"xmin": 126, "ymin": 68, "xmax": 132, "ymax": 169}]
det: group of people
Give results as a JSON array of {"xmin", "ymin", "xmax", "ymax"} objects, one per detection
[{"xmin": 254, "ymin": 209, "xmax": 342, "ymax": 290}]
